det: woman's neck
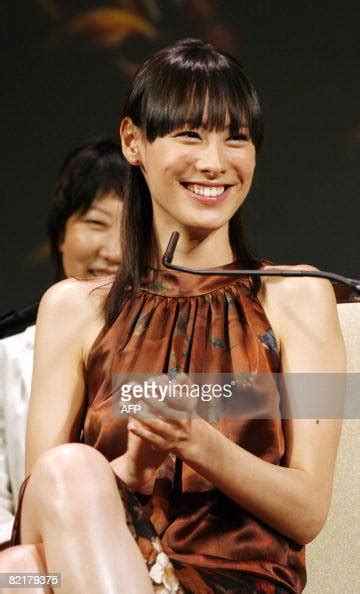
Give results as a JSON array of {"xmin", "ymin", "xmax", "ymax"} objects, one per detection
[{"xmin": 154, "ymin": 224, "xmax": 235, "ymax": 270}]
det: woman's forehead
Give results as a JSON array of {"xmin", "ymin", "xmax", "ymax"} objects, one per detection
[
  {"xmin": 173, "ymin": 87, "xmax": 247, "ymax": 118},
  {"xmin": 165, "ymin": 110, "xmax": 250, "ymax": 132},
  {"xmin": 81, "ymin": 191, "xmax": 122, "ymax": 215},
  {"xmin": 169, "ymin": 119, "xmax": 249, "ymax": 132}
]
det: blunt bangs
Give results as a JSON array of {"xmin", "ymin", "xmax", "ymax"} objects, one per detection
[{"xmin": 125, "ymin": 39, "xmax": 263, "ymax": 150}]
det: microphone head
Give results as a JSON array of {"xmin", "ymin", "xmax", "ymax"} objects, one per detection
[{"xmin": 163, "ymin": 231, "xmax": 180, "ymax": 265}]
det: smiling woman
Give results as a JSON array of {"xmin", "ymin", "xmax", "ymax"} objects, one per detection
[
  {"xmin": 108, "ymin": 38, "xmax": 264, "ymax": 323},
  {"xmin": 59, "ymin": 191, "xmax": 123, "ymax": 279},
  {"xmin": 48, "ymin": 139, "xmax": 127, "ymax": 281},
  {"xmin": 121, "ymin": 121, "xmax": 255, "ymax": 242},
  {"xmin": 0, "ymin": 40, "xmax": 345, "ymax": 594}
]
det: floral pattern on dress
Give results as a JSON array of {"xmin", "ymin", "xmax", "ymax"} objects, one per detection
[
  {"xmin": 114, "ymin": 474, "xmax": 291, "ymax": 594},
  {"xmin": 115, "ymin": 474, "xmax": 184, "ymax": 592}
]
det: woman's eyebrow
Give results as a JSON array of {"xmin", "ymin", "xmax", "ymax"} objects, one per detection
[{"xmin": 86, "ymin": 205, "xmax": 112, "ymax": 217}]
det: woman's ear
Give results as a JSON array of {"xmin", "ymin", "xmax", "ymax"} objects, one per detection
[{"xmin": 120, "ymin": 117, "xmax": 142, "ymax": 166}]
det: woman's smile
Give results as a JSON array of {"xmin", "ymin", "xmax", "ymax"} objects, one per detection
[{"xmin": 180, "ymin": 181, "xmax": 232, "ymax": 205}]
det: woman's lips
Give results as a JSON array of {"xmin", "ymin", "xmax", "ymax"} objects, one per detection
[
  {"xmin": 181, "ymin": 182, "xmax": 231, "ymax": 205},
  {"xmin": 88, "ymin": 268, "xmax": 117, "ymax": 277}
]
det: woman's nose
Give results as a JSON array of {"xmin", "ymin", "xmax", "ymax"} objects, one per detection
[
  {"xmin": 196, "ymin": 140, "xmax": 226, "ymax": 176},
  {"xmin": 100, "ymin": 229, "xmax": 121, "ymax": 264}
]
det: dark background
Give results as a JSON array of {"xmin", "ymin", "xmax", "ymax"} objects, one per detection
[{"xmin": 1, "ymin": 0, "xmax": 359, "ymax": 312}]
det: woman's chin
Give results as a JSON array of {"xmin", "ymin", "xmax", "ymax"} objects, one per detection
[{"xmin": 179, "ymin": 215, "xmax": 229, "ymax": 235}]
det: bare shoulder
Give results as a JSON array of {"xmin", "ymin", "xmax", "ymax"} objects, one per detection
[
  {"xmin": 258, "ymin": 264, "xmax": 342, "ymax": 363},
  {"xmin": 40, "ymin": 276, "xmax": 111, "ymax": 315},
  {"xmin": 37, "ymin": 276, "xmax": 114, "ymax": 360},
  {"xmin": 259, "ymin": 263, "xmax": 337, "ymax": 311}
]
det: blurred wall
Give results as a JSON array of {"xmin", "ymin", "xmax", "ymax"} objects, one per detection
[{"xmin": 1, "ymin": 0, "xmax": 359, "ymax": 311}]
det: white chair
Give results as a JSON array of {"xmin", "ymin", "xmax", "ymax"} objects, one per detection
[{"xmin": 305, "ymin": 303, "xmax": 360, "ymax": 593}]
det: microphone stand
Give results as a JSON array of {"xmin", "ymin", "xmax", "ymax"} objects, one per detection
[
  {"xmin": 0, "ymin": 301, "xmax": 40, "ymax": 339},
  {"xmin": 162, "ymin": 232, "xmax": 360, "ymax": 299}
]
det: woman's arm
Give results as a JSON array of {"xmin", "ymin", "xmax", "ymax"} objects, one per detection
[
  {"xmin": 25, "ymin": 279, "xmax": 103, "ymax": 475},
  {"xmin": 129, "ymin": 272, "xmax": 346, "ymax": 545}
]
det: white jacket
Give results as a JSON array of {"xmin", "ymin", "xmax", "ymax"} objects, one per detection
[{"xmin": 0, "ymin": 325, "xmax": 35, "ymax": 544}]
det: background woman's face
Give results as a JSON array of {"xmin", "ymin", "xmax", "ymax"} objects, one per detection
[
  {"xmin": 59, "ymin": 191, "xmax": 122, "ymax": 278},
  {"xmin": 136, "ymin": 125, "xmax": 256, "ymax": 238}
]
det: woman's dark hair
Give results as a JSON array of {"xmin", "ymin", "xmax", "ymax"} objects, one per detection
[
  {"xmin": 105, "ymin": 38, "xmax": 263, "ymax": 326},
  {"xmin": 48, "ymin": 139, "xmax": 128, "ymax": 280}
]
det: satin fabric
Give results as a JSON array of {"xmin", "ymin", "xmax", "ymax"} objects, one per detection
[{"xmin": 83, "ymin": 265, "xmax": 305, "ymax": 593}]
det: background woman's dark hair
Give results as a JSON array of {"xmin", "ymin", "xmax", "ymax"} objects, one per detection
[
  {"xmin": 105, "ymin": 38, "xmax": 264, "ymax": 327},
  {"xmin": 48, "ymin": 139, "xmax": 128, "ymax": 281}
]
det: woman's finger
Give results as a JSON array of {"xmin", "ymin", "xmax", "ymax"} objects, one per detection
[
  {"xmin": 140, "ymin": 398, "xmax": 192, "ymax": 420},
  {"xmin": 143, "ymin": 376, "xmax": 198, "ymax": 415},
  {"xmin": 128, "ymin": 419, "xmax": 169, "ymax": 451}
]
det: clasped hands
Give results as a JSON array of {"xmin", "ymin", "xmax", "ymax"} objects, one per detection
[
  {"xmin": 127, "ymin": 372, "xmax": 198, "ymax": 453},
  {"xmin": 118, "ymin": 373, "xmax": 201, "ymax": 491}
]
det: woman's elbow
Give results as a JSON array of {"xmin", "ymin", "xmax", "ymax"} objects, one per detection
[{"xmin": 291, "ymin": 505, "xmax": 329, "ymax": 545}]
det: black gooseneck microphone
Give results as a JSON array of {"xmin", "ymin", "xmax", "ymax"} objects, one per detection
[{"xmin": 162, "ymin": 231, "xmax": 360, "ymax": 297}]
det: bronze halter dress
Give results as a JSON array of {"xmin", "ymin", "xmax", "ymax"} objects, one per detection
[
  {"xmin": 12, "ymin": 264, "xmax": 305, "ymax": 593},
  {"xmin": 83, "ymin": 265, "xmax": 305, "ymax": 593}
]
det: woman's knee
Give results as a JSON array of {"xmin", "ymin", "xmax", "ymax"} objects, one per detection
[
  {"xmin": 23, "ymin": 444, "xmax": 124, "ymax": 525},
  {"xmin": 31, "ymin": 444, "xmax": 113, "ymax": 493}
]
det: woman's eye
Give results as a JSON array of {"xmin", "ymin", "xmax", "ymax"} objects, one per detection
[
  {"xmin": 176, "ymin": 130, "xmax": 200, "ymax": 139},
  {"xmin": 84, "ymin": 218, "xmax": 106, "ymax": 227},
  {"xmin": 228, "ymin": 133, "xmax": 249, "ymax": 142}
]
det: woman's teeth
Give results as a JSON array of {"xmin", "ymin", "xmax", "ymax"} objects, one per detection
[{"xmin": 186, "ymin": 183, "xmax": 225, "ymax": 197}]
